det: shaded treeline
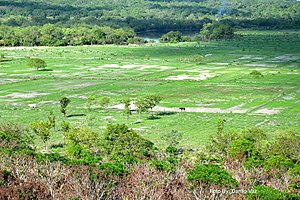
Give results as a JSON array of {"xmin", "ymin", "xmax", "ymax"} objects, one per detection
[
  {"xmin": 0, "ymin": 25, "xmax": 144, "ymax": 46},
  {"xmin": 0, "ymin": 0, "xmax": 299, "ymax": 31}
]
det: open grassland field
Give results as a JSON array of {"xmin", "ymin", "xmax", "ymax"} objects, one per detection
[{"xmin": 0, "ymin": 30, "xmax": 299, "ymax": 152}]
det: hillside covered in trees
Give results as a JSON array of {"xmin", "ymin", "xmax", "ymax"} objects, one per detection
[{"xmin": 0, "ymin": 0, "xmax": 299, "ymax": 31}]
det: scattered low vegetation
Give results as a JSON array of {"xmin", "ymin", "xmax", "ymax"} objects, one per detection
[{"xmin": 1, "ymin": 119, "xmax": 299, "ymax": 199}]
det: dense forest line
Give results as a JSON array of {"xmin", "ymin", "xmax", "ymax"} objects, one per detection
[
  {"xmin": 0, "ymin": 25, "xmax": 145, "ymax": 46},
  {"xmin": 0, "ymin": 21, "xmax": 236, "ymax": 46},
  {"xmin": 0, "ymin": 0, "xmax": 299, "ymax": 31}
]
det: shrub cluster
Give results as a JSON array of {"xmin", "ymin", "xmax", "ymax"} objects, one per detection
[{"xmin": 0, "ymin": 121, "xmax": 299, "ymax": 199}]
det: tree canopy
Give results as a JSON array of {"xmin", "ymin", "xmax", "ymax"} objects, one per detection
[
  {"xmin": 0, "ymin": 0, "xmax": 299, "ymax": 33},
  {"xmin": 27, "ymin": 58, "xmax": 47, "ymax": 71},
  {"xmin": 199, "ymin": 22, "xmax": 234, "ymax": 41}
]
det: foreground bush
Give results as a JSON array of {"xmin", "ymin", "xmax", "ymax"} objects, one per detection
[
  {"xmin": 247, "ymin": 185, "xmax": 299, "ymax": 200},
  {"xmin": 102, "ymin": 123, "xmax": 154, "ymax": 159},
  {"xmin": 0, "ymin": 154, "xmax": 119, "ymax": 200},
  {"xmin": 187, "ymin": 164, "xmax": 238, "ymax": 188},
  {"xmin": 0, "ymin": 122, "xmax": 34, "ymax": 151},
  {"xmin": 1, "ymin": 120, "xmax": 300, "ymax": 199}
]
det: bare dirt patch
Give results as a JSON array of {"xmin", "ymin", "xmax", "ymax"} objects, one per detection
[
  {"xmin": 86, "ymin": 64, "xmax": 174, "ymax": 72},
  {"xmin": 90, "ymin": 64, "xmax": 137, "ymax": 71},
  {"xmin": 175, "ymin": 69, "xmax": 211, "ymax": 73},
  {"xmin": 109, "ymin": 104, "xmax": 255, "ymax": 114},
  {"xmin": 239, "ymin": 55, "xmax": 265, "ymax": 60},
  {"xmin": 71, "ymin": 66, "xmax": 91, "ymax": 70},
  {"xmin": 165, "ymin": 73, "xmax": 215, "ymax": 81},
  {"xmin": 3, "ymin": 92, "xmax": 49, "ymax": 99},
  {"xmin": 268, "ymin": 55, "xmax": 299, "ymax": 62},
  {"xmin": 74, "ymin": 82, "xmax": 98, "ymax": 87},
  {"xmin": 226, "ymin": 102, "xmax": 249, "ymax": 113},
  {"xmin": 103, "ymin": 116, "xmax": 116, "ymax": 122},
  {"xmin": 254, "ymin": 68, "xmax": 267, "ymax": 71},
  {"xmin": 9, "ymin": 73, "xmax": 31, "ymax": 76},
  {"xmin": 138, "ymin": 65, "xmax": 174, "ymax": 71},
  {"xmin": 0, "ymin": 78, "xmax": 20, "ymax": 85},
  {"xmin": 51, "ymin": 70, "xmax": 65, "ymax": 73},
  {"xmin": 255, "ymin": 108, "xmax": 281, "ymax": 115},
  {"xmin": 69, "ymin": 94, "xmax": 87, "ymax": 99},
  {"xmin": 38, "ymin": 100, "xmax": 56, "ymax": 105},
  {"xmin": 245, "ymin": 63, "xmax": 268, "ymax": 67},
  {"xmin": 210, "ymin": 63, "xmax": 230, "ymax": 65}
]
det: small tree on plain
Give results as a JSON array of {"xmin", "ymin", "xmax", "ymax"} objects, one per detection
[
  {"xmin": 31, "ymin": 121, "xmax": 52, "ymax": 151},
  {"xmin": 122, "ymin": 97, "xmax": 131, "ymax": 123},
  {"xmin": 144, "ymin": 94, "xmax": 162, "ymax": 117},
  {"xmin": 134, "ymin": 98, "xmax": 147, "ymax": 121},
  {"xmin": 28, "ymin": 58, "xmax": 47, "ymax": 71},
  {"xmin": 60, "ymin": 120, "xmax": 70, "ymax": 144},
  {"xmin": 86, "ymin": 95, "xmax": 96, "ymax": 111},
  {"xmin": 99, "ymin": 96, "xmax": 110, "ymax": 109},
  {"xmin": 60, "ymin": 97, "xmax": 70, "ymax": 117},
  {"xmin": 47, "ymin": 111, "xmax": 56, "ymax": 129}
]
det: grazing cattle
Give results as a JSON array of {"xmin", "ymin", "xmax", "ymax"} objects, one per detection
[{"xmin": 179, "ymin": 107, "xmax": 185, "ymax": 112}]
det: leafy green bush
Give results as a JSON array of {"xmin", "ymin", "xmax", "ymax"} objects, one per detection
[
  {"xmin": 65, "ymin": 143, "xmax": 101, "ymax": 165},
  {"xmin": 165, "ymin": 146, "xmax": 177, "ymax": 155},
  {"xmin": 36, "ymin": 152, "xmax": 72, "ymax": 165},
  {"xmin": 0, "ymin": 122, "xmax": 34, "ymax": 151},
  {"xmin": 250, "ymin": 70, "xmax": 264, "ymax": 78},
  {"xmin": 208, "ymin": 119, "xmax": 240, "ymax": 159},
  {"xmin": 103, "ymin": 124, "xmax": 154, "ymax": 158},
  {"xmin": 229, "ymin": 139, "xmax": 259, "ymax": 159},
  {"xmin": 242, "ymin": 128, "xmax": 266, "ymax": 143},
  {"xmin": 27, "ymin": 58, "xmax": 47, "ymax": 71},
  {"xmin": 65, "ymin": 127, "xmax": 99, "ymax": 149},
  {"xmin": 187, "ymin": 164, "xmax": 238, "ymax": 188},
  {"xmin": 243, "ymin": 157, "xmax": 263, "ymax": 169},
  {"xmin": 264, "ymin": 155, "xmax": 294, "ymax": 171},
  {"xmin": 266, "ymin": 130, "xmax": 300, "ymax": 163},
  {"xmin": 99, "ymin": 96, "xmax": 110, "ymax": 109},
  {"xmin": 151, "ymin": 157, "xmax": 178, "ymax": 172},
  {"xmin": 291, "ymin": 164, "xmax": 300, "ymax": 177},
  {"xmin": 0, "ymin": 132, "xmax": 13, "ymax": 143},
  {"xmin": 247, "ymin": 185, "xmax": 299, "ymax": 200},
  {"xmin": 99, "ymin": 162, "xmax": 128, "ymax": 176},
  {"xmin": 159, "ymin": 31, "xmax": 183, "ymax": 43}
]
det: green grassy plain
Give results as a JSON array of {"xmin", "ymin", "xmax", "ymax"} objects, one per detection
[{"xmin": 0, "ymin": 30, "xmax": 299, "ymax": 151}]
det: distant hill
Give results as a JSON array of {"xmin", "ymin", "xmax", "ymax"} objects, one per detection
[{"xmin": 0, "ymin": 0, "xmax": 299, "ymax": 30}]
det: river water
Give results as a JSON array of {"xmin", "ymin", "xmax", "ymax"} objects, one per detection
[{"xmin": 137, "ymin": 30, "xmax": 199, "ymax": 42}]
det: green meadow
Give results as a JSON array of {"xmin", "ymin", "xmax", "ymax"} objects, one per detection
[{"xmin": 0, "ymin": 30, "xmax": 299, "ymax": 151}]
